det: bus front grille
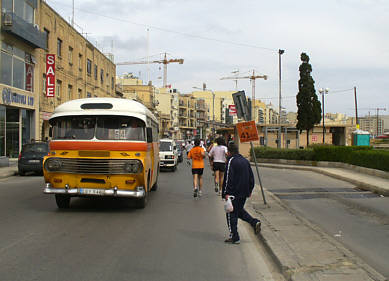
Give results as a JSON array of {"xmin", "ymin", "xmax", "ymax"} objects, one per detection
[{"xmin": 58, "ymin": 158, "xmax": 128, "ymax": 174}]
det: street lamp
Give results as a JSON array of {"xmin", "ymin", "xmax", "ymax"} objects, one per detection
[
  {"xmin": 278, "ymin": 49, "xmax": 284, "ymax": 148},
  {"xmin": 318, "ymin": 88, "xmax": 329, "ymax": 143},
  {"xmin": 193, "ymin": 86, "xmax": 215, "ymax": 136}
]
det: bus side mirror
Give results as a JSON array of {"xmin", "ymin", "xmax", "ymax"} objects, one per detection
[
  {"xmin": 146, "ymin": 128, "xmax": 152, "ymax": 143},
  {"xmin": 49, "ymin": 127, "xmax": 52, "ymax": 137}
]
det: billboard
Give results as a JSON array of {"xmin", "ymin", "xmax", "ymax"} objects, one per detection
[{"xmin": 46, "ymin": 54, "xmax": 55, "ymax": 97}]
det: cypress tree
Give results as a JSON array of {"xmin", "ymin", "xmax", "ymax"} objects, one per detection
[{"xmin": 296, "ymin": 53, "xmax": 322, "ymax": 146}]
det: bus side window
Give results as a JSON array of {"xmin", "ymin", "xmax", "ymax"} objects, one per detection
[{"xmin": 146, "ymin": 128, "xmax": 152, "ymax": 143}]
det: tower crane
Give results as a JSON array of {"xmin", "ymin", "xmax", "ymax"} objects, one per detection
[
  {"xmin": 116, "ymin": 53, "xmax": 184, "ymax": 88},
  {"xmin": 221, "ymin": 70, "xmax": 267, "ymax": 121}
]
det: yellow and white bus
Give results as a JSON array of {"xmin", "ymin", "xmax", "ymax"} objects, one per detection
[{"xmin": 43, "ymin": 98, "xmax": 159, "ymax": 209}]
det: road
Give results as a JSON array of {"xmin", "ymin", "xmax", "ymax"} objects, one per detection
[
  {"xmin": 256, "ymin": 166, "xmax": 389, "ymax": 279},
  {"xmin": 0, "ymin": 162, "xmax": 283, "ymax": 281}
]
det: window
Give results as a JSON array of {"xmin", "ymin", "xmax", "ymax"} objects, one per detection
[
  {"xmin": 87, "ymin": 92, "xmax": 91, "ymax": 98},
  {"xmin": 14, "ymin": 0, "xmax": 34, "ymax": 24},
  {"xmin": 67, "ymin": 84, "xmax": 72, "ymax": 100},
  {"xmin": 68, "ymin": 47, "xmax": 73, "ymax": 65},
  {"xmin": 56, "ymin": 80, "xmax": 62, "ymax": 98},
  {"xmin": 111, "ymin": 77, "xmax": 114, "ymax": 90},
  {"xmin": 0, "ymin": 51, "xmax": 12, "ymax": 86},
  {"xmin": 100, "ymin": 69, "xmax": 104, "ymax": 84},
  {"xmin": 78, "ymin": 89, "xmax": 82, "ymax": 99},
  {"xmin": 57, "ymin": 38, "xmax": 62, "ymax": 57},
  {"xmin": 87, "ymin": 59, "xmax": 92, "ymax": 75},
  {"xmin": 78, "ymin": 54, "xmax": 82, "ymax": 71},
  {"xmin": 94, "ymin": 64, "xmax": 97, "ymax": 80},
  {"xmin": 2, "ymin": 0, "xmax": 12, "ymax": 12},
  {"xmin": 0, "ymin": 43, "xmax": 34, "ymax": 92},
  {"xmin": 42, "ymin": 74, "xmax": 46, "ymax": 94},
  {"xmin": 43, "ymin": 28, "xmax": 50, "ymax": 50}
]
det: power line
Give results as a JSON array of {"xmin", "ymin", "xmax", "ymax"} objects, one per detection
[{"xmin": 48, "ymin": 0, "xmax": 277, "ymax": 52}]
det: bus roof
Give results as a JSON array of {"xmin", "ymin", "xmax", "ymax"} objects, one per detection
[{"xmin": 50, "ymin": 98, "xmax": 158, "ymax": 123}]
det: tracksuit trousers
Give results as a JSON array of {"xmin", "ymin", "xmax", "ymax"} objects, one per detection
[{"xmin": 226, "ymin": 196, "xmax": 260, "ymax": 241}]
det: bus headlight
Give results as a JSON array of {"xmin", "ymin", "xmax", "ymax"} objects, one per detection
[
  {"xmin": 44, "ymin": 158, "xmax": 63, "ymax": 171},
  {"xmin": 124, "ymin": 160, "xmax": 143, "ymax": 174}
]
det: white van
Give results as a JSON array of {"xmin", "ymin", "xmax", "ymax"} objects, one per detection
[{"xmin": 159, "ymin": 139, "xmax": 178, "ymax": 171}]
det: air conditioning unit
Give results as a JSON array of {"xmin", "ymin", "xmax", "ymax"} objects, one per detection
[{"xmin": 3, "ymin": 13, "xmax": 12, "ymax": 26}]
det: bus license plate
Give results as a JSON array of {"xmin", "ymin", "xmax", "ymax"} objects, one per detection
[{"xmin": 80, "ymin": 188, "xmax": 105, "ymax": 196}]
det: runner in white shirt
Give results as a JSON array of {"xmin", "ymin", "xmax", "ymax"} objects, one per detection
[{"xmin": 208, "ymin": 137, "xmax": 228, "ymax": 194}]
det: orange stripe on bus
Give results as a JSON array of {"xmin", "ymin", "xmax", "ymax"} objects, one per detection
[{"xmin": 50, "ymin": 141, "xmax": 149, "ymax": 151}]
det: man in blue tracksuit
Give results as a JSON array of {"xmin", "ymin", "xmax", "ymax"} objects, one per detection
[{"xmin": 222, "ymin": 143, "xmax": 261, "ymax": 244}]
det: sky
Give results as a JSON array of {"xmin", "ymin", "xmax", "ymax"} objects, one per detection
[{"xmin": 46, "ymin": 0, "xmax": 389, "ymax": 117}]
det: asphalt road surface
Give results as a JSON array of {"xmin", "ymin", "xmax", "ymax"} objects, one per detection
[
  {"xmin": 0, "ymin": 162, "xmax": 283, "ymax": 281},
  {"xmin": 256, "ymin": 166, "xmax": 389, "ymax": 279}
]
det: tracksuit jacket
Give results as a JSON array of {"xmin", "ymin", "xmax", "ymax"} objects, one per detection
[{"xmin": 222, "ymin": 153, "xmax": 255, "ymax": 198}]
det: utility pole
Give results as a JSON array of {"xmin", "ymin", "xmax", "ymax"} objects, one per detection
[
  {"xmin": 278, "ymin": 49, "xmax": 284, "ymax": 148},
  {"xmin": 72, "ymin": 0, "xmax": 75, "ymax": 27},
  {"xmin": 354, "ymin": 86, "xmax": 359, "ymax": 129}
]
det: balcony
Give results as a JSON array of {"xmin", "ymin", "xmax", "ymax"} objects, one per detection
[{"xmin": 2, "ymin": 12, "xmax": 47, "ymax": 49}]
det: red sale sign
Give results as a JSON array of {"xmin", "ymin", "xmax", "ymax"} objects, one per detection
[
  {"xmin": 46, "ymin": 54, "xmax": 55, "ymax": 97},
  {"xmin": 229, "ymin": 104, "xmax": 237, "ymax": 116}
]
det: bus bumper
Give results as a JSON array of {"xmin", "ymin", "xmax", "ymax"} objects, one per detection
[{"xmin": 43, "ymin": 183, "xmax": 146, "ymax": 198}]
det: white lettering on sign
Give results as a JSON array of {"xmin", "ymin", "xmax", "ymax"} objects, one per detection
[{"xmin": 46, "ymin": 54, "xmax": 55, "ymax": 97}]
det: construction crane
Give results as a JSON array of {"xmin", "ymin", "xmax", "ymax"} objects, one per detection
[
  {"xmin": 116, "ymin": 53, "xmax": 184, "ymax": 88},
  {"xmin": 221, "ymin": 70, "xmax": 267, "ymax": 121}
]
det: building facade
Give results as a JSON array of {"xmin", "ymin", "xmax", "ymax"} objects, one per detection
[
  {"xmin": 116, "ymin": 74, "xmax": 158, "ymax": 113},
  {"xmin": 38, "ymin": 1, "xmax": 116, "ymax": 139},
  {"xmin": 178, "ymin": 94, "xmax": 196, "ymax": 139},
  {"xmin": 0, "ymin": 0, "xmax": 46, "ymax": 157}
]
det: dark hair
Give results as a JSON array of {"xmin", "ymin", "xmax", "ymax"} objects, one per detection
[
  {"xmin": 228, "ymin": 142, "xmax": 239, "ymax": 155},
  {"xmin": 216, "ymin": 137, "xmax": 225, "ymax": 146},
  {"xmin": 194, "ymin": 138, "xmax": 200, "ymax": 146}
]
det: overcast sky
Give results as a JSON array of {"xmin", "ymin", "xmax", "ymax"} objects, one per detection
[{"xmin": 46, "ymin": 0, "xmax": 389, "ymax": 117}]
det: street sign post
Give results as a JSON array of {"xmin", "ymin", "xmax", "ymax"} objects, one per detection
[
  {"xmin": 233, "ymin": 93, "xmax": 267, "ymax": 205},
  {"xmin": 236, "ymin": 120, "xmax": 259, "ymax": 143},
  {"xmin": 232, "ymin": 91, "xmax": 250, "ymax": 121}
]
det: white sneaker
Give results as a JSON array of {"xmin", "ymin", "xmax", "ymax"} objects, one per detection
[
  {"xmin": 193, "ymin": 188, "xmax": 198, "ymax": 198},
  {"xmin": 198, "ymin": 190, "xmax": 203, "ymax": 197}
]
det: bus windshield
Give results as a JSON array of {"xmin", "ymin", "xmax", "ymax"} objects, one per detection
[{"xmin": 51, "ymin": 116, "xmax": 145, "ymax": 141}]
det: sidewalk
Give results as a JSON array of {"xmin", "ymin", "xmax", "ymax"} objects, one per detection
[
  {"xmin": 255, "ymin": 161, "xmax": 389, "ymax": 196},
  {"xmin": 247, "ymin": 162, "xmax": 388, "ymax": 280},
  {"xmin": 0, "ymin": 159, "xmax": 18, "ymax": 179}
]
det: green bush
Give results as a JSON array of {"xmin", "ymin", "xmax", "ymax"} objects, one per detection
[
  {"xmin": 252, "ymin": 147, "xmax": 314, "ymax": 161},
  {"xmin": 349, "ymin": 150, "xmax": 389, "ymax": 172},
  {"xmin": 252, "ymin": 145, "xmax": 389, "ymax": 172}
]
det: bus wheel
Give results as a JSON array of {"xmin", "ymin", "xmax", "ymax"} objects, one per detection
[
  {"xmin": 151, "ymin": 181, "xmax": 158, "ymax": 191},
  {"xmin": 55, "ymin": 194, "xmax": 71, "ymax": 209},
  {"xmin": 151, "ymin": 170, "xmax": 159, "ymax": 191}
]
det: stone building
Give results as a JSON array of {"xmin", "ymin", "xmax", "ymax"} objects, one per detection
[
  {"xmin": 0, "ymin": 0, "xmax": 46, "ymax": 157},
  {"xmin": 38, "ymin": 1, "xmax": 116, "ymax": 139}
]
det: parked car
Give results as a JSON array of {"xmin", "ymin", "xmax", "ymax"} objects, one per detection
[
  {"xmin": 159, "ymin": 139, "xmax": 178, "ymax": 171},
  {"xmin": 18, "ymin": 142, "xmax": 49, "ymax": 176}
]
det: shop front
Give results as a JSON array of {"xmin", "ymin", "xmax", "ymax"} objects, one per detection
[{"xmin": 0, "ymin": 86, "xmax": 36, "ymax": 157}]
